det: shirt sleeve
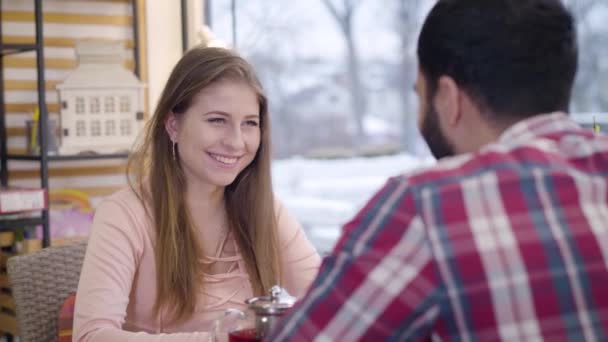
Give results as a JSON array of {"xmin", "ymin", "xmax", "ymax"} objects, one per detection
[
  {"xmin": 268, "ymin": 177, "xmax": 441, "ymax": 341},
  {"xmin": 275, "ymin": 199, "xmax": 322, "ymax": 298},
  {"xmin": 73, "ymin": 198, "xmax": 210, "ymax": 342}
]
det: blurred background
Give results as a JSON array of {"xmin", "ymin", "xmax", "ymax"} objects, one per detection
[{"xmin": 205, "ymin": 0, "xmax": 608, "ymax": 254}]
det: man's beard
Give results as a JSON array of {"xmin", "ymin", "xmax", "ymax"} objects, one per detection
[{"xmin": 420, "ymin": 103, "xmax": 456, "ymax": 160}]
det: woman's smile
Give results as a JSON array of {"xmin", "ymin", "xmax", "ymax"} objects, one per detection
[{"xmin": 207, "ymin": 152, "xmax": 241, "ymax": 168}]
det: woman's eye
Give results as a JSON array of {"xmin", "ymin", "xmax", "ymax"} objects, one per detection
[
  {"xmin": 207, "ymin": 117, "xmax": 225, "ymax": 124},
  {"xmin": 245, "ymin": 120, "xmax": 259, "ymax": 127}
]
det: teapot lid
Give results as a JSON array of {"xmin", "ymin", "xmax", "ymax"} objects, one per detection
[{"xmin": 245, "ymin": 285, "xmax": 296, "ymax": 315}]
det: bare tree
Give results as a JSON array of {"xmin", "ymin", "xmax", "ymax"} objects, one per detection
[
  {"xmin": 394, "ymin": 0, "xmax": 424, "ymax": 153},
  {"xmin": 321, "ymin": 0, "xmax": 367, "ymax": 145},
  {"xmin": 233, "ymin": 2, "xmax": 307, "ymax": 156}
]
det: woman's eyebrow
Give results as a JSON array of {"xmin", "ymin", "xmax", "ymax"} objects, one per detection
[{"xmin": 203, "ymin": 111, "xmax": 230, "ymax": 116}]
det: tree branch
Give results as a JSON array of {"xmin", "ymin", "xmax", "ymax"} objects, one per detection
[
  {"xmin": 322, "ymin": 0, "xmax": 363, "ymax": 36},
  {"xmin": 321, "ymin": 0, "xmax": 342, "ymax": 23}
]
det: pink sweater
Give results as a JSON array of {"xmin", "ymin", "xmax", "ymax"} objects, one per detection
[{"xmin": 73, "ymin": 188, "xmax": 321, "ymax": 341}]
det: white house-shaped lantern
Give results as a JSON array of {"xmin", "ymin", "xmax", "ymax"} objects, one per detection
[{"xmin": 58, "ymin": 41, "xmax": 145, "ymax": 155}]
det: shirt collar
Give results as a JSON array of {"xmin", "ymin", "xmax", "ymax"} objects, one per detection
[{"xmin": 497, "ymin": 112, "xmax": 580, "ymax": 146}]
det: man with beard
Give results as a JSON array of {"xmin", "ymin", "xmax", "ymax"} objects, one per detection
[{"xmin": 269, "ymin": 0, "xmax": 608, "ymax": 341}]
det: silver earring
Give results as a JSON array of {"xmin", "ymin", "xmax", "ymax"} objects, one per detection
[{"xmin": 172, "ymin": 141, "xmax": 177, "ymax": 161}]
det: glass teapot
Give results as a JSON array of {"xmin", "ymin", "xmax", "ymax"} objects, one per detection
[{"xmin": 211, "ymin": 285, "xmax": 296, "ymax": 342}]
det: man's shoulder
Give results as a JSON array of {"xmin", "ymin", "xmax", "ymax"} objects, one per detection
[
  {"xmin": 396, "ymin": 153, "xmax": 479, "ymax": 188},
  {"xmin": 398, "ymin": 148, "xmax": 525, "ymax": 191}
]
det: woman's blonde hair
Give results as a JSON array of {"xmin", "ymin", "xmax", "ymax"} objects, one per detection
[{"xmin": 127, "ymin": 46, "xmax": 280, "ymax": 323}]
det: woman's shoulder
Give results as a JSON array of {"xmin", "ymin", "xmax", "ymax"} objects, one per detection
[
  {"xmin": 273, "ymin": 197, "xmax": 289, "ymax": 225},
  {"xmin": 99, "ymin": 187, "xmax": 146, "ymax": 213},
  {"xmin": 94, "ymin": 187, "xmax": 150, "ymax": 228},
  {"xmin": 91, "ymin": 187, "xmax": 151, "ymax": 246},
  {"xmin": 273, "ymin": 197, "xmax": 302, "ymax": 243}
]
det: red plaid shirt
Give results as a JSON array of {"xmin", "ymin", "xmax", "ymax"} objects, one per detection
[{"xmin": 269, "ymin": 113, "xmax": 608, "ymax": 341}]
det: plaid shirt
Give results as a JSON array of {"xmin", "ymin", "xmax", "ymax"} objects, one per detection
[{"xmin": 269, "ymin": 113, "xmax": 608, "ymax": 341}]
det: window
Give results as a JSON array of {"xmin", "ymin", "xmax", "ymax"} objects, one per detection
[
  {"xmin": 562, "ymin": 0, "xmax": 608, "ymax": 113},
  {"xmin": 209, "ymin": 0, "xmax": 608, "ymax": 157},
  {"xmin": 90, "ymin": 97, "xmax": 100, "ymax": 114},
  {"xmin": 208, "ymin": 0, "xmax": 608, "ymax": 255},
  {"xmin": 120, "ymin": 119, "xmax": 131, "ymax": 135},
  {"xmin": 105, "ymin": 120, "xmax": 116, "ymax": 136},
  {"xmin": 75, "ymin": 97, "xmax": 85, "ymax": 115},
  {"xmin": 76, "ymin": 120, "xmax": 86, "ymax": 136},
  {"xmin": 104, "ymin": 96, "xmax": 115, "ymax": 113},
  {"xmin": 91, "ymin": 120, "xmax": 101, "ymax": 136},
  {"xmin": 208, "ymin": 0, "xmax": 433, "ymax": 254},
  {"xmin": 208, "ymin": 0, "xmax": 429, "ymax": 158},
  {"xmin": 120, "ymin": 96, "xmax": 131, "ymax": 113}
]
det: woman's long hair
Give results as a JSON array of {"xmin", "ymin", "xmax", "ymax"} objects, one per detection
[{"xmin": 127, "ymin": 46, "xmax": 280, "ymax": 323}]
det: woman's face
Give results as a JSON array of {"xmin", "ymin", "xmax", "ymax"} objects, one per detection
[{"xmin": 165, "ymin": 79, "xmax": 261, "ymax": 190}]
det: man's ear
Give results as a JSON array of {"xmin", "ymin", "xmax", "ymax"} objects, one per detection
[
  {"xmin": 164, "ymin": 112, "xmax": 180, "ymax": 142},
  {"xmin": 433, "ymin": 76, "xmax": 461, "ymax": 127}
]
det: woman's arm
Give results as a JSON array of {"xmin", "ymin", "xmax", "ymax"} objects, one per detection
[
  {"xmin": 73, "ymin": 197, "xmax": 210, "ymax": 342},
  {"xmin": 275, "ymin": 200, "xmax": 322, "ymax": 298}
]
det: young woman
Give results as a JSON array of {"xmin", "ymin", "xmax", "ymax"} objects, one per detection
[{"xmin": 73, "ymin": 47, "xmax": 321, "ymax": 341}]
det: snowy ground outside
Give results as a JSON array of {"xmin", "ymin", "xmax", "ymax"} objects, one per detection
[{"xmin": 272, "ymin": 153, "xmax": 435, "ymax": 255}]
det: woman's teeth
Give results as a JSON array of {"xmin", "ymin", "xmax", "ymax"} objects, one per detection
[{"xmin": 210, "ymin": 154, "xmax": 238, "ymax": 165}]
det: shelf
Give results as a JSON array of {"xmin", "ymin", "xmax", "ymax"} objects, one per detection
[
  {"xmin": 7, "ymin": 153, "xmax": 129, "ymax": 161},
  {"xmin": 0, "ymin": 216, "xmax": 43, "ymax": 231},
  {"xmin": 1, "ymin": 44, "xmax": 37, "ymax": 57}
]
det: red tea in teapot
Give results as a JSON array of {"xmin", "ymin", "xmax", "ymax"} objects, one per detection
[{"xmin": 229, "ymin": 328, "xmax": 260, "ymax": 342}]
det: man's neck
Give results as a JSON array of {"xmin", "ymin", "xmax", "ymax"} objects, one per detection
[{"xmin": 459, "ymin": 116, "xmax": 518, "ymax": 154}]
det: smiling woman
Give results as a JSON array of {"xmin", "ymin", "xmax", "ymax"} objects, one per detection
[
  {"xmin": 165, "ymin": 79, "xmax": 261, "ymax": 188},
  {"xmin": 72, "ymin": 46, "xmax": 321, "ymax": 341}
]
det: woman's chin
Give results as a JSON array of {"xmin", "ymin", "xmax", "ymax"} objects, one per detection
[{"xmin": 210, "ymin": 175, "xmax": 239, "ymax": 188}]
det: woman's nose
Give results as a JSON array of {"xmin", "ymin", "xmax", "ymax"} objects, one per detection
[{"xmin": 222, "ymin": 125, "xmax": 246, "ymax": 150}]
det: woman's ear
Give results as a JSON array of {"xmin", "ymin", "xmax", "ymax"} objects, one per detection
[
  {"xmin": 433, "ymin": 76, "xmax": 461, "ymax": 127},
  {"xmin": 164, "ymin": 112, "xmax": 180, "ymax": 142}
]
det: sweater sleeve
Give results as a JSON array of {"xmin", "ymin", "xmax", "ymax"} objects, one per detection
[
  {"xmin": 73, "ymin": 197, "xmax": 210, "ymax": 342},
  {"xmin": 275, "ymin": 200, "xmax": 322, "ymax": 298}
]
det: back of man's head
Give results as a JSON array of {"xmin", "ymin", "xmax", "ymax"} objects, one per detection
[{"xmin": 417, "ymin": 0, "xmax": 578, "ymax": 120}]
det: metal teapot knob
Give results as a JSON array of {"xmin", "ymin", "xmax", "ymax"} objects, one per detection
[
  {"xmin": 269, "ymin": 285, "xmax": 295, "ymax": 305},
  {"xmin": 270, "ymin": 285, "xmax": 282, "ymax": 300},
  {"xmin": 244, "ymin": 285, "xmax": 296, "ymax": 338}
]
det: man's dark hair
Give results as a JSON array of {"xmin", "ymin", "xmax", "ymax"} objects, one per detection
[{"xmin": 417, "ymin": 0, "xmax": 578, "ymax": 119}]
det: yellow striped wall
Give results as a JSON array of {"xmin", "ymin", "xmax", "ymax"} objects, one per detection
[{"xmin": 2, "ymin": 0, "xmax": 147, "ymax": 205}]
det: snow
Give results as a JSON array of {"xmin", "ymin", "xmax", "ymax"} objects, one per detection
[
  {"xmin": 361, "ymin": 115, "xmax": 397, "ymax": 136},
  {"xmin": 272, "ymin": 153, "xmax": 435, "ymax": 254}
]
